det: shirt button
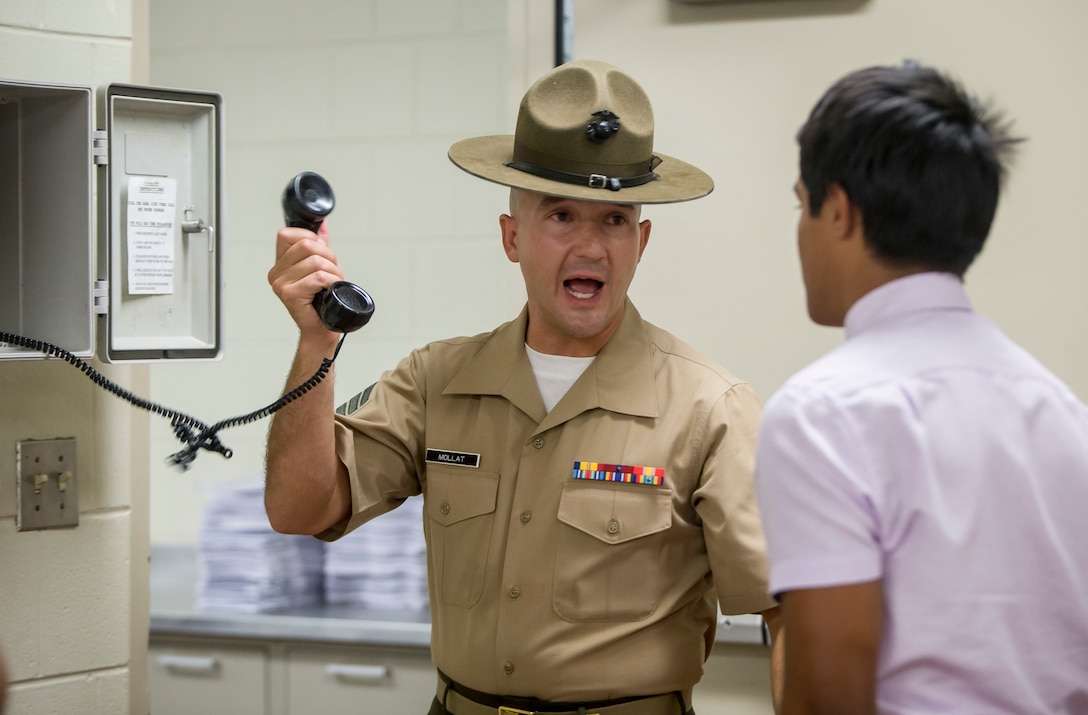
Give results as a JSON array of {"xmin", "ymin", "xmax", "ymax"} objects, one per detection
[
  {"xmin": 532, "ymin": 437, "xmax": 544, "ymax": 449},
  {"xmin": 503, "ymin": 662, "xmax": 515, "ymax": 675},
  {"xmin": 509, "ymin": 586, "xmax": 521, "ymax": 599},
  {"xmin": 440, "ymin": 501, "xmax": 451, "ymax": 515},
  {"xmin": 607, "ymin": 519, "xmax": 620, "ymax": 535},
  {"xmin": 520, "ymin": 511, "xmax": 532, "ymax": 524}
]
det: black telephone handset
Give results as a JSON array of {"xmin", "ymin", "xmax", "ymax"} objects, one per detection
[{"xmin": 282, "ymin": 171, "xmax": 375, "ymax": 333}]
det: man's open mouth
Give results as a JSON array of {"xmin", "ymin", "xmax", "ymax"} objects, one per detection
[{"xmin": 564, "ymin": 278, "xmax": 603, "ymax": 299}]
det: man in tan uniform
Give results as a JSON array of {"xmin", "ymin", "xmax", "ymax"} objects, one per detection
[{"xmin": 265, "ymin": 59, "xmax": 781, "ymax": 715}]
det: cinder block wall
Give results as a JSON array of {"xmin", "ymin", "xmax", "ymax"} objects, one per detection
[
  {"xmin": 0, "ymin": 3, "xmax": 150, "ymax": 713},
  {"xmin": 147, "ymin": 0, "xmax": 526, "ymax": 544}
]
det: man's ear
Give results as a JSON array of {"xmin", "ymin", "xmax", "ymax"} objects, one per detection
[
  {"xmin": 825, "ymin": 183, "xmax": 862, "ymax": 241},
  {"xmin": 499, "ymin": 213, "xmax": 519, "ymax": 263},
  {"xmin": 636, "ymin": 219, "xmax": 651, "ymax": 262}
]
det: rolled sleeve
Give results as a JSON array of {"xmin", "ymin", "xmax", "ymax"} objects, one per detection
[{"xmin": 754, "ymin": 386, "xmax": 883, "ymax": 596}]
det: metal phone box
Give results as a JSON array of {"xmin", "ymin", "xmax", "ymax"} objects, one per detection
[{"xmin": 0, "ymin": 79, "xmax": 223, "ymax": 362}]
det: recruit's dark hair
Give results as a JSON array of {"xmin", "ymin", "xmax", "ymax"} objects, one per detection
[{"xmin": 798, "ymin": 61, "xmax": 1022, "ymax": 275}]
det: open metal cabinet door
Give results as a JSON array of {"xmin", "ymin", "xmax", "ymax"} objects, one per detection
[{"xmin": 97, "ymin": 83, "xmax": 224, "ymax": 363}]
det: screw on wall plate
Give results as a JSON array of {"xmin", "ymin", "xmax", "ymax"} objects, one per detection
[{"xmin": 16, "ymin": 438, "xmax": 78, "ymax": 531}]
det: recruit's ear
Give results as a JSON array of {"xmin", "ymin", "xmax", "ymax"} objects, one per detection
[{"xmin": 824, "ymin": 183, "xmax": 863, "ymax": 241}]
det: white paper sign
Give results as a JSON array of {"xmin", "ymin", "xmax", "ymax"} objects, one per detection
[{"xmin": 127, "ymin": 176, "xmax": 177, "ymax": 294}]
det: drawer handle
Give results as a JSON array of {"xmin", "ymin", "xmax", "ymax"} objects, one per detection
[
  {"xmin": 325, "ymin": 664, "xmax": 389, "ymax": 682},
  {"xmin": 156, "ymin": 655, "xmax": 219, "ymax": 673}
]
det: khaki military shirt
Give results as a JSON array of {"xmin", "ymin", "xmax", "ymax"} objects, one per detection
[{"xmin": 321, "ymin": 300, "xmax": 773, "ymax": 701}]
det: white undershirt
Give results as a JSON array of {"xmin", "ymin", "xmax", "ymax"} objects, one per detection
[{"xmin": 525, "ymin": 344, "xmax": 595, "ymax": 412}]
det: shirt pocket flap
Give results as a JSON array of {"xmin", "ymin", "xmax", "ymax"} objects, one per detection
[
  {"xmin": 557, "ymin": 485, "xmax": 672, "ymax": 545},
  {"xmin": 426, "ymin": 468, "xmax": 499, "ymax": 527}
]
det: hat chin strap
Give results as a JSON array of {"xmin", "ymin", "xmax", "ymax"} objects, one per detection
[{"xmin": 504, "ymin": 160, "xmax": 659, "ymax": 192}]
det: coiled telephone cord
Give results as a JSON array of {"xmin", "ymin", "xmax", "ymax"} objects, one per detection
[{"xmin": 0, "ymin": 331, "xmax": 346, "ymax": 470}]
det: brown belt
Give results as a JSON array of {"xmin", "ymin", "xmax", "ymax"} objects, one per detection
[{"xmin": 436, "ymin": 675, "xmax": 691, "ymax": 715}]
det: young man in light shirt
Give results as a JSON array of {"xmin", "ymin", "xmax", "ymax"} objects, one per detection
[{"xmin": 755, "ymin": 61, "xmax": 1088, "ymax": 714}]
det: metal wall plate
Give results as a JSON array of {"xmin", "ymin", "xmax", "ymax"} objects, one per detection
[{"xmin": 16, "ymin": 437, "xmax": 79, "ymax": 530}]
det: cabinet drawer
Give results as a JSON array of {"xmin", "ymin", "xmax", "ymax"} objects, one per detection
[
  {"xmin": 149, "ymin": 641, "xmax": 269, "ymax": 715},
  {"xmin": 287, "ymin": 644, "xmax": 435, "ymax": 714},
  {"xmin": 692, "ymin": 643, "xmax": 773, "ymax": 714}
]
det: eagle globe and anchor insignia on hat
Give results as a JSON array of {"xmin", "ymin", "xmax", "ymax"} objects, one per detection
[{"xmin": 447, "ymin": 59, "xmax": 714, "ymax": 204}]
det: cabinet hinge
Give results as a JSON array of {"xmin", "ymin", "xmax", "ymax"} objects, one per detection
[
  {"xmin": 93, "ymin": 280, "xmax": 109, "ymax": 315},
  {"xmin": 92, "ymin": 130, "xmax": 108, "ymax": 166}
]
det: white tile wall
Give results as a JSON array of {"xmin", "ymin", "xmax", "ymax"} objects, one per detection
[
  {"xmin": 0, "ymin": 2, "xmax": 144, "ymax": 711},
  {"xmin": 459, "ymin": 0, "xmax": 510, "ymax": 33},
  {"xmin": 1, "ymin": 0, "xmax": 131, "ymax": 37},
  {"xmin": 0, "ymin": 412, "xmax": 135, "ymax": 699},
  {"xmin": 37, "ymin": 513, "xmax": 130, "ymax": 674},
  {"xmin": 329, "ymin": 45, "xmax": 416, "ymax": 138},
  {"xmin": 40, "ymin": 0, "xmax": 132, "ymax": 37},
  {"xmin": 0, "ymin": 30, "xmax": 130, "ymax": 86},
  {"xmin": 375, "ymin": 0, "xmax": 459, "ymax": 37},
  {"xmin": 147, "ymin": 0, "xmax": 517, "ymax": 545},
  {"xmin": 416, "ymin": 37, "xmax": 507, "ymax": 132},
  {"xmin": 7, "ymin": 668, "xmax": 128, "ymax": 715}
]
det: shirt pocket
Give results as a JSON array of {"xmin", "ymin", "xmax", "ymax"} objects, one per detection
[
  {"xmin": 425, "ymin": 467, "xmax": 499, "ymax": 608},
  {"xmin": 553, "ymin": 481, "xmax": 673, "ymax": 621}
]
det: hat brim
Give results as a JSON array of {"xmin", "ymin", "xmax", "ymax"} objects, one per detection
[{"xmin": 448, "ymin": 135, "xmax": 713, "ymax": 205}]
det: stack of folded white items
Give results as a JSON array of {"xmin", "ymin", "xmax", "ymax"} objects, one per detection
[
  {"xmin": 324, "ymin": 495, "xmax": 428, "ymax": 611},
  {"xmin": 195, "ymin": 476, "xmax": 326, "ymax": 613}
]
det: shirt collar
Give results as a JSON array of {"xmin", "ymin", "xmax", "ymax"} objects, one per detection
[
  {"xmin": 444, "ymin": 299, "xmax": 658, "ymax": 426},
  {"xmin": 844, "ymin": 271, "xmax": 973, "ymax": 339}
]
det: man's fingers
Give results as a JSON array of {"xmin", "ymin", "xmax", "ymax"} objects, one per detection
[
  {"xmin": 316, "ymin": 219, "xmax": 331, "ymax": 245},
  {"xmin": 269, "ymin": 223, "xmax": 346, "ymax": 335},
  {"xmin": 276, "ymin": 226, "xmax": 327, "ymax": 258}
]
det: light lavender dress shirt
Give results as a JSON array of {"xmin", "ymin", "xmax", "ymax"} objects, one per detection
[{"xmin": 755, "ymin": 272, "xmax": 1088, "ymax": 714}]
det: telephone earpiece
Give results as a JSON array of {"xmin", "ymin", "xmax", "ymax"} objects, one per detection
[{"xmin": 282, "ymin": 171, "xmax": 375, "ymax": 333}]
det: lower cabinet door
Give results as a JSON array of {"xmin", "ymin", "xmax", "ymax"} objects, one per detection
[
  {"xmin": 286, "ymin": 644, "xmax": 435, "ymax": 714},
  {"xmin": 692, "ymin": 643, "xmax": 774, "ymax": 714},
  {"xmin": 149, "ymin": 641, "xmax": 269, "ymax": 715}
]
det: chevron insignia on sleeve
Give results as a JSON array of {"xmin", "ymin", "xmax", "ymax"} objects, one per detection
[{"xmin": 335, "ymin": 382, "xmax": 377, "ymax": 416}]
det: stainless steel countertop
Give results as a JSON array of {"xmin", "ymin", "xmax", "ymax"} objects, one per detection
[
  {"xmin": 150, "ymin": 545, "xmax": 766, "ymax": 647},
  {"xmin": 150, "ymin": 545, "xmax": 431, "ymax": 648}
]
